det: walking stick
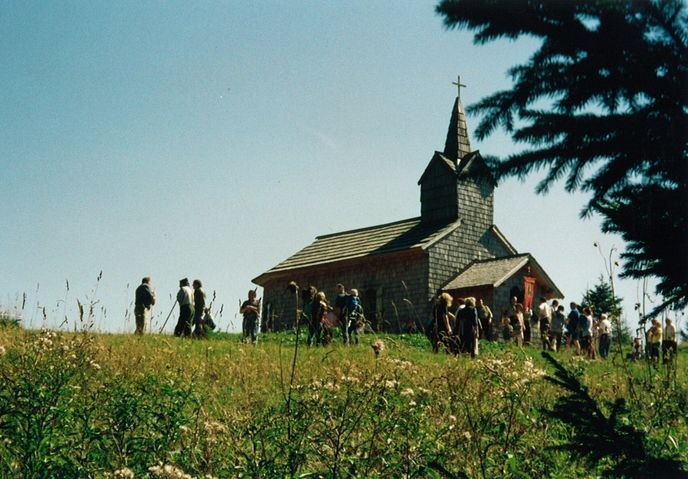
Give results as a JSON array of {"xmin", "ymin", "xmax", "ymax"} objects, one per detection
[{"xmin": 159, "ymin": 299, "xmax": 178, "ymax": 334}]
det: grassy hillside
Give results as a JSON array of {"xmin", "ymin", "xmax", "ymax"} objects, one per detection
[{"xmin": 0, "ymin": 328, "xmax": 686, "ymax": 478}]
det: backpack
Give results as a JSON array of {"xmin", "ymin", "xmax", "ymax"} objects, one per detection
[{"xmin": 204, "ymin": 311, "xmax": 216, "ymax": 331}]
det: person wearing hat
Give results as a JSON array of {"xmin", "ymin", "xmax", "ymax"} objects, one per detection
[{"xmin": 174, "ymin": 278, "xmax": 194, "ymax": 337}]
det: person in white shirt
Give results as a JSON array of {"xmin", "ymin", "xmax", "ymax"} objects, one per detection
[
  {"xmin": 174, "ymin": 278, "xmax": 194, "ymax": 337},
  {"xmin": 662, "ymin": 317, "xmax": 677, "ymax": 363},
  {"xmin": 537, "ymin": 297, "xmax": 552, "ymax": 350},
  {"xmin": 598, "ymin": 313, "xmax": 613, "ymax": 359}
]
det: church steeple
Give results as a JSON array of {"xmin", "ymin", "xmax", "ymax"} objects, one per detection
[
  {"xmin": 443, "ymin": 76, "xmax": 471, "ymax": 162},
  {"xmin": 443, "ymin": 97, "xmax": 471, "ymax": 162},
  {"xmin": 419, "ymin": 77, "xmax": 495, "ymax": 226}
]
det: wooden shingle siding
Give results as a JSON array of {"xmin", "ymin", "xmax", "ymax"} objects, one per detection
[{"xmin": 259, "ymin": 251, "xmax": 429, "ymax": 332}]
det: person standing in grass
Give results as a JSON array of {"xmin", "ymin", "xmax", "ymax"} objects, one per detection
[
  {"xmin": 512, "ymin": 303, "xmax": 525, "ymax": 348},
  {"xmin": 647, "ymin": 319, "xmax": 662, "ymax": 365},
  {"xmin": 457, "ymin": 297, "xmax": 480, "ymax": 357},
  {"xmin": 302, "ymin": 286, "xmax": 318, "ymax": 346},
  {"xmin": 311, "ymin": 291, "xmax": 332, "ymax": 346},
  {"xmin": 430, "ymin": 293, "xmax": 454, "ymax": 353},
  {"xmin": 174, "ymin": 278, "xmax": 194, "ymax": 337},
  {"xmin": 567, "ymin": 302, "xmax": 581, "ymax": 354},
  {"xmin": 134, "ymin": 277, "xmax": 156, "ymax": 335},
  {"xmin": 476, "ymin": 298, "xmax": 493, "ymax": 340},
  {"xmin": 501, "ymin": 311, "xmax": 513, "ymax": 342},
  {"xmin": 240, "ymin": 289, "xmax": 261, "ymax": 344},
  {"xmin": 537, "ymin": 297, "xmax": 552, "ymax": 350},
  {"xmin": 549, "ymin": 304, "xmax": 566, "ymax": 352},
  {"xmin": 598, "ymin": 313, "xmax": 612, "ymax": 359},
  {"xmin": 334, "ymin": 283, "xmax": 351, "ymax": 345},
  {"xmin": 662, "ymin": 318, "xmax": 677, "ymax": 364},
  {"xmin": 347, "ymin": 289, "xmax": 364, "ymax": 345},
  {"xmin": 192, "ymin": 279, "xmax": 207, "ymax": 338},
  {"xmin": 580, "ymin": 306, "xmax": 595, "ymax": 359}
]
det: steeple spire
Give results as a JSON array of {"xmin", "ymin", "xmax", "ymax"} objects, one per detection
[{"xmin": 443, "ymin": 76, "xmax": 471, "ymax": 162}]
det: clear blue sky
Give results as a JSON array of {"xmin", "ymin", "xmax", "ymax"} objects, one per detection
[{"xmin": 0, "ymin": 1, "xmax": 673, "ymax": 334}]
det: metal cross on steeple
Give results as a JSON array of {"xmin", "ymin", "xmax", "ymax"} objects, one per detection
[{"xmin": 452, "ymin": 75, "xmax": 467, "ymax": 101}]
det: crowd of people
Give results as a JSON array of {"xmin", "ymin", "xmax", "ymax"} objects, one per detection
[
  {"xmin": 302, "ymin": 283, "xmax": 366, "ymax": 347},
  {"xmin": 134, "ymin": 277, "xmax": 679, "ymax": 363},
  {"xmin": 134, "ymin": 276, "xmax": 214, "ymax": 339},
  {"xmin": 429, "ymin": 293, "xmax": 680, "ymax": 363},
  {"xmin": 133, "ymin": 278, "xmax": 368, "ymax": 347}
]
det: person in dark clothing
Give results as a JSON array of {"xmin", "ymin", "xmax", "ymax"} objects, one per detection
[
  {"xmin": 567, "ymin": 302, "xmax": 581, "ymax": 354},
  {"xmin": 192, "ymin": 279, "xmax": 207, "ymax": 338},
  {"xmin": 333, "ymin": 283, "xmax": 351, "ymax": 344},
  {"xmin": 457, "ymin": 297, "xmax": 481, "ymax": 357},
  {"xmin": 134, "ymin": 277, "xmax": 156, "ymax": 335},
  {"xmin": 302, "ymin": 286, "xmax": 317, "ymax": 346},
  {"xmin": 476, "ymin": 298, "xmax": 493, "ymax": 340},
  {"xmin": 174, "ymin": 278, "xmax": 194, "ymax": 337},
  {"xmin": 240, "ymin": 289, "xmax": 261, "ymax": 344},
  {"xmin": 430, "ymin": 293, "xmax": 455, "ymax": 353}
]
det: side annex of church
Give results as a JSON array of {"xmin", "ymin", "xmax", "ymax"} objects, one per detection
[{"xmin": 253, "ymin": 92, "xmax": 562, "ymax": 332}]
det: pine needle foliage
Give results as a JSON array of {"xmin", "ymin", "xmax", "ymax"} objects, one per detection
[
  {"xmin": 436, "ymin": 0, "xmax": 688, "ymax": 314},
  {"xmin": 541, "ymin": 351, "xmax": 687, "ymax": 478}
]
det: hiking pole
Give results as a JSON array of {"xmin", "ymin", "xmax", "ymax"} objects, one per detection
[{"xmin": 159, "ymin": 299, "xmax": 178, "ymax": 334}]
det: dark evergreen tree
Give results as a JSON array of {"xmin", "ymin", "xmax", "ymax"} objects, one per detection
[
  {"xmin": 581, "ymin": 276, "xmax": 622, "ymax": 318},
  {"xmin": 436, "ymin": 0, "xmax": 688, "ymax": 315},
  {"xmin": 581, "ymin": 276, "xmax": 630, "ymax": 342}
]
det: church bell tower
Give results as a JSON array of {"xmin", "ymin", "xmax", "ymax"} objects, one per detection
[{"xmin": 418, "ymin": 77, "xmax": 494, "ymax": 227}]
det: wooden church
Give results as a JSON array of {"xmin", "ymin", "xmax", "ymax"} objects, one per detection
[{"xmin": 253, "ymin": 91, "xmax": 563, "ymax": 332}]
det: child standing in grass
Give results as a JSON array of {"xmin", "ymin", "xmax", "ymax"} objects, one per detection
[{"xmin": 347, "ymin": 289, "xmax": 364, "ymax": 345}]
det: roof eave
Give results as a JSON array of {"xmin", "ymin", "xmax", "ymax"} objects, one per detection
[
  {"xmin": 490, "ymin": 225, "xmax": 518, "ymax": 255},
  {"xmin": 420, "ymin": 219, "xmax": 463, "ymax": 250},
  {"xmin": 252, "ymin": 247, "xmax": 427, "ymax": 287}
]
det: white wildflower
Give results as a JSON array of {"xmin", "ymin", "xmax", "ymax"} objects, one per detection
[
  {"xmin": 204, "ymin": 421, "xmax": 227, "ymax": 435},
  {"xmin": 409, "ymin": 400, "xmax": 417, "ymax": 407},
  {"xmin": 113, "ymin": 467, "xmax": 135, "ymax": 479},
  {"xmin": 0, "ymin": 345, "xmax": 6, "ymax": 356},
  {"xmin": 400, "ymin": 388, "xmax": 414, "ymax": 397},
  {"xmin": 148, "ymin": 464, "xmax": 193, "ymax": 479}
]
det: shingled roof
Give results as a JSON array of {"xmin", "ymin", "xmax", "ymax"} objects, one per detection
[
  {"xmin": 441, "ymin": 253, "xmax": 564, "ymax": 298},
  {"xmin": 253, "ymin": 217, "xmax": 461, "ymax": 284}
]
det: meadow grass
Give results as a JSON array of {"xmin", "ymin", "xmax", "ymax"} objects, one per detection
[{"xmin": 0, "ymin": 327, "xmax": 685, "ymax": 478}]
